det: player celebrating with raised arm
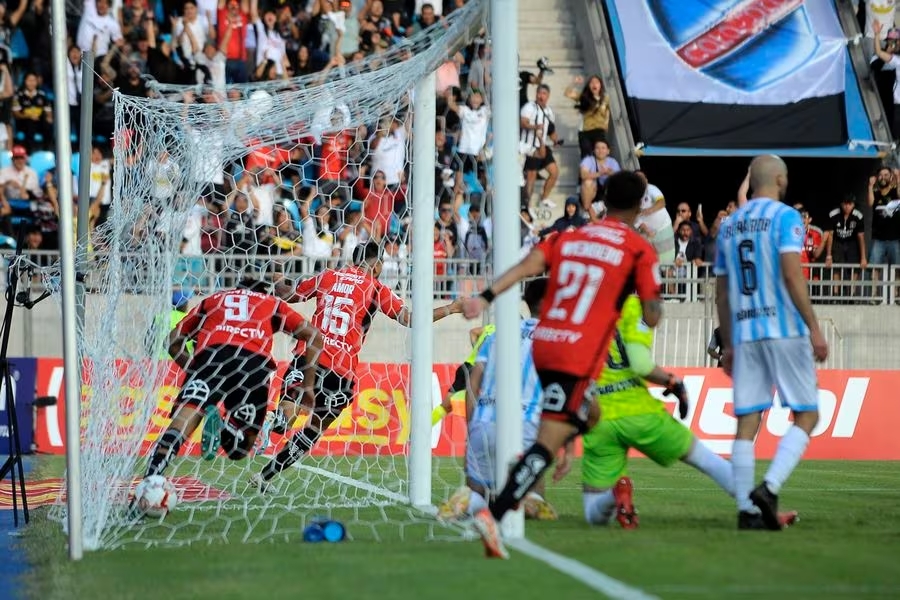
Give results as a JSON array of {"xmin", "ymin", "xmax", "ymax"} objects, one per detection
[
  {"xmin": 715, "ymin": 155, "xmax": 828, "ymax": 531},
  {"xmin": 581, "ymin": 295, "xmax": 798, "ymax": 529},
  {"xmin": 252, "ymin": 241, "xmax": 462, "ymax": 490},
  {"xmin": 461, "ymin": 170, "xmax": 663, "ymax": 559},
  {"xmin": 140, "ymin": 277, "xmax": 322, "ymax": 488}
]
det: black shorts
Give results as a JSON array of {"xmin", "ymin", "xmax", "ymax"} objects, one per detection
[
  {"xmin": 447, "ymin": 362, "xmax": 473, "ymax": 395},
  {"xmin": 283, "ymin": 354, "xmax": 355, "ymax": 416},
  {"xmin": 175, "ymin": 345, "xmax": 273, "ymax": 432},
  {"xmin": 535, "ymin": 369, "xmax": 596, "ymax": 433},
  {"xmin": 458, "ymin": 153, "xmax": 483, "ymax": 175},
  {"xmin": 523, "ymin": 147, "xmax": 555, "ymax": 172}
]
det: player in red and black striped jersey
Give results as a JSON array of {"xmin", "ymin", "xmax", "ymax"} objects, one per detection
[
  {"xmin": 460, "ymin": 171, "xmax": 663, "ymax": 558},
  {"xmin": 143, "ymin": 277, "xmax": 322, "ymax": 482},
  {"xmin": 253, "ymin": 241, "xmax": 461, "ymax": 490}
]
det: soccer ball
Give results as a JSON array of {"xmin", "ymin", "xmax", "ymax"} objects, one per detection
[{"xmin": 133, "ymin": 475, "xmax": 178, "ymax": 519}]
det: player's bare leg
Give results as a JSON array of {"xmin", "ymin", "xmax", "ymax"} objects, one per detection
[{"xmin": 145, "ymin": 405, "xmax": 205, "ymax": 478}]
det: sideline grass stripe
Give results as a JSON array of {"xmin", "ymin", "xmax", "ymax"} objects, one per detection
[{"xmin": 508, "ymin": 538, "xmax": 660, "ymax": 600}]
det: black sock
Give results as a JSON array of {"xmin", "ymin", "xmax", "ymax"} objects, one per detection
[
  {"xmin": 145, "ymin": 429, "xmax": 184, "ymax": 478},
  {"xmin": 260, "ymin": 427, "xmax": 320, "ymax": 481},
  {"xmin": 489, "ymin": 442, "xmax": 553, "ymax": 521}
]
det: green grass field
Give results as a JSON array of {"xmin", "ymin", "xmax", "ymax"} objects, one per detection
[{"xmin": 18, "ymin": 457, "xmax": 900, "ymax": 600}]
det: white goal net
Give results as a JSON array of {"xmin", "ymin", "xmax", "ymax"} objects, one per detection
[{"xmin": 46, "ymin": 0, "xmax": 492, "ymax": 550}]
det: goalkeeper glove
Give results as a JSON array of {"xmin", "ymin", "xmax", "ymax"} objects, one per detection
[
  {"xmin": 431, "ymin": 405, "xmax": 449, "ymax": 426},
  {"xmin": 663, "ymin": 374, "xmax": 689, "ymax": 419}
]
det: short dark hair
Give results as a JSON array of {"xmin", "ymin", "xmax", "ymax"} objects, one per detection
[
  {"xmin": 842, "ymin": 193, "xmax": 856, "ymax": 205},
  {"xmin": 237, "ymin": 277, "xmax": 269, "ymax": 293},
  {"xmin": 523, "ymin": 277, "xmax": 548, "ymax": 315},
  {"xmin": 353, "ymin": 240, "xmax": 382, "ymax": 265},
  {"xmin": 603, "ymin": 171, "xmax": 646, "ymax": 211}
]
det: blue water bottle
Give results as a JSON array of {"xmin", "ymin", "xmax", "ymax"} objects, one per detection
[
  {"xmin": 302, "ymin": 521, "xmax": 325, "ymax": 542},
  {"xmin": 322, "ymin": 520, "xmax": 346, "ymax": 543}
]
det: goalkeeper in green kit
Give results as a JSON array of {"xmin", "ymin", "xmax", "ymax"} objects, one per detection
[{"xmin": 581, "ymin": 296, "xmax": 798, "ymax": 529}]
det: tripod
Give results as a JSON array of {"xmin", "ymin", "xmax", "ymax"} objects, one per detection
[{"xmin": 0, "ymin": 227, "xmax": 31, "ymax": 526}]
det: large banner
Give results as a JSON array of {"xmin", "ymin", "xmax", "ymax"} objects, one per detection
[
  {"xmin": 32, "ymin": 359, "xmax": 898, "ymax": 460},
  {"xmin": 605, "ymin": 0, "xmax": 849, "ymax": 148}
]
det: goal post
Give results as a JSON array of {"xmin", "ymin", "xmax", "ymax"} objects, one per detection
[{"xmin": 409, "ymin": 70, "xmax": 437, "ymax": 510}]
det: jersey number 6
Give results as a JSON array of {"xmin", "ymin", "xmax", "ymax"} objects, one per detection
[{"xmin": 738, "ymin": 240, "xmax": 757, "ymax": 295}]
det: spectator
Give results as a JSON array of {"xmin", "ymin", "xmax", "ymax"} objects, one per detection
[
  {"xmin": 13, "ymin": 72, "xmax": 52, "ymax": 151},
  {"xmin": 173, "ymin": 0, "xmax": 213, "ymax": 61},
  {"xmin": 242, "ymin": 167, "xmax": 278, "ymax": 228},
  {"xmin": 434, "ymin": 222, "xmax": 453, "ymax": 298},
  {"xmin": 19, "ymin": 0, "xmax": 52, "ymax": 83},
  {"xmin": 337, "ymin": 207, "xmax": 369, "ymax": 264},
  {"xmin": 460, "ymin": 202, "xmax": 489, "ymax": 273},
  {"xmin": 369, "ymin": 115, "xmax": 407, "ymax": 189},
  {"xmin": 23, "ymin": 224, "xmax": 42, "ymax": 250},
  {"xmin": 338, "ymin": 0, "xmax": 360, "ymax": 56},
  {"xmin": 540, "ymin": 196, "xmax": 586, "ymax": 236},
  {"xmin": 0, "ymin": 49, "xmax": 13, "ymax": 151},
  {"xmin": 357, "ymin": 168, "xmax": 397, "ymax": 241},
  {"xmin": 217, "ymin": 0, "xmax": 251, "ymax": 83},
  {"xmin": 467, "ymin": 42, "xmax": 490, "ymax": 100},
  {"xmin": 520, "ymin": 83, "xmax": 560, "ymax": 208},
  {"xmin": 801, "ymin": 209, "xmax": 826, "ymax": 281},
  {"xmin": 121, "ymin": 0, "xmax": 155, "ymax": 40},
  {"xmin": 34, "ymin": 170, "xmax": 59, "ymax": 250},
  {"xmin": 0, "ymin": 145, "xmax": 41, "ymax": 204},
  {"xmin": 519, "ymin": 56, "xmax": 552, "ymax": 108},
  {"xmin": 253, "ymin": 8, "xmax": 290, "ymax": 79},
  {"xmin": 578, "ymin": 140, "xmax": 619, "ymax": 219},
  {"xmin": 145, "ymin": 20, "xmax": 195, "ymax": 85},
  {"xmin": 825, "ymin": 194, "xmax": 867, "ymax": 300},
  {"xmin": 76, "ymin": 0, "xmax": 124, "ymax": 59},
  {"xmin": 871, "ymin": 21, "xmax": 900, "ymax": 138},
  {"xmin": 865, "ymin": 0, "xmax": 897, "ymax": 58},
  {"xmin": 410, "ymin": 2, "xmax": 438, "ymax": 35},
  {"xmin": 634, "ymin": 170, "xmax": 675, "ymax": 264},
  {"xmin": 672, "ymin": 202, "xmax": 708, "ymax": 241},
  {"xmin": 434, "ymin": 128, "xmax": 457, "ymax": 205},
  {"xmin": 673, "ymin": 221, "xmax": 704, "ymax": 273},
  {"xmin": 298, "ymin": 187, "xmax": 339, "ymax": 263},
  {"xmin": 65, "ymin": 46, "xmax": 84, "ymax": 142},
  {"xmin": 269, "ymin": 204, "xmax": 303, "ymax": 257},
  {"xmin": 565, "ymin": 75, "xmax": 610, "ymax": 158},
  {"xmin": 868, "ymin": 166, "xmax": 900, "ymax": 267},
  {"xmin": 435, "ymin": 198, "xmax": 459, "ymax": 254},
  {"xmin": 446, "ymin": 88, "xmax": 490, "ymax": 195},
  {"xmin": 88, "ymin": 146, "xmax": 112, "ymax": 226}
]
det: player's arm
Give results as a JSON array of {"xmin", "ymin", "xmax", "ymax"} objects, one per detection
[
  {"xmin": 469, "ymin": 326, "xmax": 484, "ymax": 346},
  {"xmin": 707, "ymin": 328, "xmax": 722, "ymax": 360},
  {"xmin": 277, "ymin": 275, "xmax": 318, "ymax": 304},
  {"xmin": 464, "ymin": 247, "xmax": 547, "ymax": 318},
  {"xmin": 633, "ymin": 246, "xmax": 663, "ymax": 328},
  {"xmin": 465, "ymin": 361, "xmax": 484, "ymax": 423},
  {"xmin": 279, "ymin": 301, "xmax": 324, "ymax": 395},
  {"xmin": 392, "ymin": 297, "xmax": 461, "ymax": 328}
]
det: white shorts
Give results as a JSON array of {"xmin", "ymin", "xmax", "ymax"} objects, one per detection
[
  {"xmin": 465, "ymin": 420, "xmax": 538, "ymax": 491},
  {"xmin": 732, "ymin": 337, "xmax": 819, "ymax": 416}
]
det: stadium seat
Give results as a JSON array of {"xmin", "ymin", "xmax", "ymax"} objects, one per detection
[
  {"xmin": 281, "ymin": 199, "xmax": 301, "ymax": 230},
  {"xmin": 29, "ymin": 151, "xmax": 56, "ymax": 181},
  {"xmin": 71, "ymin": 152, "xmax": 80, "ymax": 179},
  {"xmin": 0, "ymin": 150, "xmax": 11, "ymax": 169}
]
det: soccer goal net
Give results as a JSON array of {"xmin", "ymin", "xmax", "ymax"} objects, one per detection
[{"xmin": 47, "ymin": 0, "xmax": 493, "ymax": 550}]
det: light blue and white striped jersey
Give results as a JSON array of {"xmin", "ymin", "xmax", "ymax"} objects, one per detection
[
  {"xmin": 714, "ymin": 198, "xmax": 808, "ymax": 344},
  {"xmin": 471, "ymin": 318, "xmax": 543, "ymax": 430}
]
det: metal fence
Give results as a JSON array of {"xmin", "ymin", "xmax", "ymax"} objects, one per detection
[{"xmin": 3, "ymin": 251, "xmax": 896, "ymax": 305}]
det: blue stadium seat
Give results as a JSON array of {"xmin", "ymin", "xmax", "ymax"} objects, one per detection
[
  {"xmin": 28, "ymin": 150, "xmax": 56, "ymax": 181},
  {"xmin": 281, "ymin": 199, "xmax": 301, "ymax": 230},
  {"xmin": 71, "ymin": 152, "xmax": 80, "ymax": 179},
  {"xmin": 0, "ymin": 150, "xmax": 11, "ymax": 169}
]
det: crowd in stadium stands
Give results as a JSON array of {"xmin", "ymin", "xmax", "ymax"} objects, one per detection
[{"xmin": 0, "ymin": 0, "xmax": 896, "ymax": 304}]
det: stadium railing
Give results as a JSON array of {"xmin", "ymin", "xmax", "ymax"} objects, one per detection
[{"xmin": 1, "ymin": 251, "xmax": 893, "ymax": 305}]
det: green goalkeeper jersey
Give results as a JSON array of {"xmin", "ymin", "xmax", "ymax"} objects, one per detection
[{"xmin": 594, "ymin": 296, "xmax": 666, "ymax": 421}]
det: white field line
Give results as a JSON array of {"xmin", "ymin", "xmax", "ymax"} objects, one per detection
[
  {"xmin": 507, "ymin": 537, "xmax": 661, "ymax": 600},
  {"xmin": 290, "ymin": 462, "xmax": 410, "ymax": 504}
]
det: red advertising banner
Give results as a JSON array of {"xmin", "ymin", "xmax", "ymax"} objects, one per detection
[{"xmin": 32, "ymin": 360, "xmax": 899, "ymax": 460}]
